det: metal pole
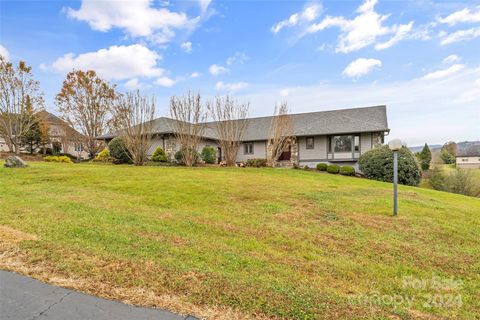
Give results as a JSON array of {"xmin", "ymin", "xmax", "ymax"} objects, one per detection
[{"xmin": 393, "ymin": 150, "xmax": 398, "ymax": 216}]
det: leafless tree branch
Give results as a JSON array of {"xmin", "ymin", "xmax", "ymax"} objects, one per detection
[
  {"xmin": 208, "ymin": 96, "xmax": 249, "ymax": 166},
  {"xmin": 169, "ymin": 91, "xmax": 207, "ymax": 166}
]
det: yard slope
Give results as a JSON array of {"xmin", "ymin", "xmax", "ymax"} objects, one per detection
[{"xmin": 0, "ymin": 163, "xmax": 479, "ymax": 319}]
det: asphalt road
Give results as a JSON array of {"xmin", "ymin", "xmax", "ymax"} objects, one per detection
[{"xmin": 0, "ymin": 270, "xmax": 198, "ymax": 320}]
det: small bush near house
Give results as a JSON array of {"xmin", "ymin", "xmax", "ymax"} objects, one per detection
[
  {"xmin": 316, "ymin": 163, "xmax": 327, "ymax": 171},
  {"xmin": 340, "ymin": 166, "xmax": 355, "ymax": 176},
  {"xmin": 93, "ymin": 148, "xmax": 113, "ymax": 163},
  {"xmin": 359, "ymin": 145, "xmax": 421, "ymax": 186},
  {"xmin": 151, "ymin": 147, "xmax": 168, "ymax": 162},
  {"xmin": 175, "ymin": 147, "xmax": 200, "ymax": 165},
  {"xmin": 201, "ymin": 146, "xmax": 217, "ymax": 164},
  {"xmin": 327, "ymin": 164, "xmax": 340, "ymax": 174},
  {"xmin": 44, "ymin": 156, "xmax": 73, "ymax": 163},
  {"xmin": 303, "ymin": 165, "xmax": 309, "ymax": 169},
  {"xmin": 108, "ymin": 138, "xmax": 131, "ymax": 164},
  {"xmin": 246, "ymin": 158, "xmax": 268, "ymax": 167},
  {"xmin": 57, "ymin": 153, "xmax": 77, "ymax": 161}
]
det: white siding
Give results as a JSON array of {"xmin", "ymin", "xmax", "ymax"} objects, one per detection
[{"xmin": 236, "ymin": 140, "xmax": 267, "ymax": 162}]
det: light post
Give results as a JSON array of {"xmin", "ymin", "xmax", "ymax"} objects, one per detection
[{"xmin": 388, "ymin": 139, "xmax": 403, "ymax": 216}]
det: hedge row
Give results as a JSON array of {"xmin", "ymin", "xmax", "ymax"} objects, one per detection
[
  {"xmin": 44, "ymin": 155, "xmax": 73, "ymax": 163},
  {"xmin": 316, "ymin": 163, "xmax": 355, "ymax": 176}
]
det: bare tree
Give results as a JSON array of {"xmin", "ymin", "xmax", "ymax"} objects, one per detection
[
  {"xmin": 267, "ymin": 102, "xmax": 293, "ymax": 167},
  {"xmin": 169, "ymin": 91, "xmax": 207, "ymax": 166},
  {"xmin": 55, "ymin": 70, "xmax": 116, "ymax": 158},
  {"xmin": 0, "ymin": 56, "xmax": 44, "ymax": 154},
  {"xmin": 112, "ymin": 90, "xmax": 156, "ymax": 166},
  {"xmin": 208, "ymin": 96, "xmax": 249, "ymax": 166}
]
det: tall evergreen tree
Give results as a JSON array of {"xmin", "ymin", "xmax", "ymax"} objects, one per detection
[{"xmin": 418, "ymin": 143, "xmax": 432, "ymax": 170}]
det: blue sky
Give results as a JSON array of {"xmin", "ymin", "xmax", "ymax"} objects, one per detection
[{"xmin": 1, "ymin": 0, "xmax": 479, "ymax": 145}]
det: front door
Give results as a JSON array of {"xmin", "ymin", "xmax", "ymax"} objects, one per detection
[{"xmin": 278, "ymin": 145, "xmax": 291, "ymax": 161}]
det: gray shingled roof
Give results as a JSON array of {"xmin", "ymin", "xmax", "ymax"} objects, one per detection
[{"xmin": 99, "ymin": 105, "xmax": 389, "ymax": 140}]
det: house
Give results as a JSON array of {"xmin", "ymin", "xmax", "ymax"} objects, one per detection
[
  {"xmin": 100, "ymin": 105, "xmax": 389, "ymax": 169},
  {"xmin": 456, "ymin": 153, "xmax": 480, "ymax": 169},
  {"xmin": 0, "ymin": 110, "xmax": 89, "ymax": 159},
  {"xmin": 36, "ymin": 111, "xmax": 90, "ymax": 159}
]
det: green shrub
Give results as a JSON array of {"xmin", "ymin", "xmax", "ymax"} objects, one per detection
[
  {"xmin": 327, "ymin": 164, "xmax": 340, "ymax": 174},
  {"xmin": 151, "ymin": 147, "xmax": 168, "ymax": 162},
  {"xmin": 108, "ymin": 137, "xmax": 131, "ymax": 164},
  {"xmin": 93, "ymin": 148, "xmax": 112, "ymax": 163},
  {"xmin": 340, "ymin": 166, "xmax": 355, "ymax": 176},
  {"xmin": 201, "ymin": 146, "xmax": 216, "ymax": 164},
  {"xmin": 175, "ymin": 147, "xmax": 200, "ymax": 165},
  {"xmin": 245, "ymin": 158, "xmax": 267, "ymax": 167},
  {"xmin": 430, "ymin": 167, "xmax": 479, "ymax": 197},
  {"xmin": 57, "ymin": 153, "xmax": 77, "ymax": 161},
  {"xmin": 316, "ymin": 163, "xmax": 327, "ymax": 171},
  {"xmin": 358, "ymin": 145, "xmax": 421, "ymax": 186},
  {"xmin": 440, "ymin": 148, "xmax": 456, "ymax": 164},
  {"xmin": 44, "ymin": 155, "xmax": 73, "ymax": 163}
]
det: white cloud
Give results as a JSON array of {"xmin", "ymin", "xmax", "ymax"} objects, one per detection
[
  {"xmin": 209, "ymin": 64, "xmax": 229, "ymax": 76},
  {"xmin": 307, "ymin": 0, "xmax": 414, "ymax": 53},
  {"xmin": 375, "ymin": 22, "xmax": 413, "ymax": 50},
  {"xmin": 280, "ymin": 88, "xmax": 291, "ymax": 96},
  {"xmin": 198, "ymin": 0, "xmax": 212, "ymax": 13},
  {"xmin": 271, "ymin": 3, "xmax": 322, "ymax": 34},
  {"xmin": 190, "ymin": 72, "xmax": 201, "ymax": 78},
  {"xmin": 181, "ymin": 41, "xmax": 192, "ymax": 53},
  {"xmin": 66, "ymin": 0, "xmax": 199, "ymax": 44},
  {"xmin": 343, "ymin": 58, "xmax": 382, "ymax": 78},
  {"xmin": 442, "ymin": 54, "xmax": 461, "ymax": 64},
  {"xmin": 47, "ymin": 44, "xmax": 164, "ymax": 80},
  {"xmin": 124, "ymin": 78, "xmax": 142, "ymax": 90},
  {"xmin": 421, "ymin": 64, "xmax": 465, "ymax": 80},
  {"xmin": 0, "ymin": 44, "xmax": 9, "ymax": 61},
  {"xmin": 215, "ymin": 81, "xmax": 248, "ymax": 92},
  {"xmin": 226, "ymin": 52, "xmax": 248, "ymax": 65},
  {"xmin": 440, "ymin": 27, "xmax": 480, "ymax": 45},
  {"xmin": 438, "ymin": 7, "xmax": 480, "ymax": 25},
  {"xmin": 155, "ymin": 76, "xmax": 176, "ymax": 87}
]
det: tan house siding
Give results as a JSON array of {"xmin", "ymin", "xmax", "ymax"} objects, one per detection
[
  {"xmin": 360, "ymin": 133, "xmax": 372, "ymax": 153},
  {"xmin": 298, "ymin": 136, "xmax": 327, "ymax": 161},
  {"xmin": 236, "ymin": 140, "xmax": 267, "ymax": 162},
  {"xmin": 456, "ymin": 156, "xmax": 480, "ymax": 169}
]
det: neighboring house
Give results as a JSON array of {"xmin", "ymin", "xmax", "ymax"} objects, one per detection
[
  {"xmin": 0, "ymin": 110, "xmax": 89, "ymax": 159},
  {"xmin": 36, "ymin": 111, "xmax": 90, "ymax": 159},
  {"xmin": 456, "ymin": 153, "xmax": 480, "ymax": 169},
  {"xmin": 99, "ymin": 105, "xmax": 389, "ymax": 169}
]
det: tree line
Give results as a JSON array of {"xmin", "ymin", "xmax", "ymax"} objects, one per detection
[{"xmin": 0, "ymin": 55, "xmax": 293, "ymax": 167}]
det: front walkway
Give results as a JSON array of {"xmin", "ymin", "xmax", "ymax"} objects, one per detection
[{"xmin": 0, "ymin": 271, "xmax": 198, "ymax": 320}]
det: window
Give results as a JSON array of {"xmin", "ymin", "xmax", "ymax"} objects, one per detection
[
  {"xmin": 330, "ymin": 135, "xmax": 352, "ymax": 152},
  {"xmin": 462, "ymin": 158, "xmax": 469, "ymax": 162},
  {"xmin": 329, "ymin": 135, "xmax": 360, "ymax": 153},
  {"xmin": 74, "ymin": 143, "xmax": 83, "ymax": 152},
  {"xmin": 244, "ymin": 142, "xmax": 254, "ymax": 155},
  {"xmin": 306, "ymin": 137, "xmax": 314, "ymax": 149}
]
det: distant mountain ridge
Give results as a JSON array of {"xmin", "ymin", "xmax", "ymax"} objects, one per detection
[{"xmin": 408, "ymin": 141, "xmax": 480, "ymax": 155}]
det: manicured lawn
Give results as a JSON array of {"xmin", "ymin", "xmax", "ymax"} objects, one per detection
[{"xmin": 1, "ymin": 162, "xmax": 479, "ymax": 319}]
